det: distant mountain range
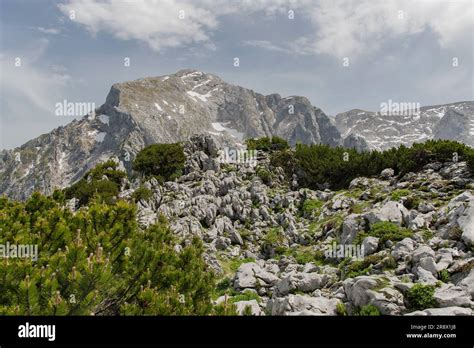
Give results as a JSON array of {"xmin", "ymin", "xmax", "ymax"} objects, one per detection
[
  {"xmin": 0, "ymin": 69, "xmax": 472, "ymax": 200},
  {"xmin": 335, "ymin": 101, "xmax": 474, "ymax": 151}
]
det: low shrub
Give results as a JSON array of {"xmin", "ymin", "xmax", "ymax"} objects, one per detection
[
  {"xmin": 406, "ymin": 284, "xmax": 437, "ymax": 310},
  {"xmin": 356, "ymin": 221, "xmax": 413, "ymax": 245},
  {"xmin": 65, "ymin": 160, "xmax": 126, "ymax": 206},
  {"xmin": 256, "ymin": 168, "xmax": 272, "ymax": 185},
  {"xmin": 133, "ymin": 143, "xmax": 185, "ymax": 183},
  {"xmin": 132, "ymin": 185, "xmax": 153, "ymax": 202},
  {"xmin": 265, "ymin": 139, "xmax": 474, "ymax": 190},
  {"xmin": 246, "ymin": 136, "xmax": 289, "ymax": 152},
  {"xmin": 301, "ymin": 199, "xmax": 324, "ymax": 217},
  {"xmin": 357, "ymin": 304, "xmax": 381, "ymax": 316},
  {"xmin": 391, "ymin": 189, "xmax": 410, "ymax": 201}
]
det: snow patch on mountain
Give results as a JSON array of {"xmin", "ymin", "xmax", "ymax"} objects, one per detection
[
  {"xmin": 187, "ymin": 90, "xmax": 212, "ymax": 102},
  {"xmin": 211, "ymin": 122, "xmax": 244, "ymax": 141},
  {"xmin": 98, "ymin": 114, "xmax": 110, "ymax": 125},
  {"xmin": 154, "ymin": 102, "xmax": 163, "ymax": 112}
]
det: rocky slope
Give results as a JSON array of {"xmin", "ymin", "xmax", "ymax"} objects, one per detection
[
  {"xmin": 1, "ymin": 69, "xmax": 360, "ymax": 200},
  {"xmin": 94, "ymin": 135, "xmax": 473, "ymax": 316},
  {"xmin": 335, "ymin": 102, "xmax": 474, "ymax": 151}
]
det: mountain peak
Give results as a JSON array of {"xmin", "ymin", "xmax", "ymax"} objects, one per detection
[{"xmin": 0, "ymin": 69, "xmax": 346, "ymax": 200}]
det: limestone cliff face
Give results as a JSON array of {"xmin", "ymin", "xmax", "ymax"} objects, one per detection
[{"xmin": 0, "ymin": 69, "xmax": 346, "ymax": 200}]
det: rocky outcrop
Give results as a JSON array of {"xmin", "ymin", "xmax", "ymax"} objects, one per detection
[{"xmin": 105, "ymin": 135, "xmax": 473, "ymax": 316}]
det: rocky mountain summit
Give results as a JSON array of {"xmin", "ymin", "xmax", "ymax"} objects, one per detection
[
  {"xmin": 0, "ymin": 69, "xmax": 360, "ymax": 200},
  {"xmin": 335, "ymin": 101, "xmax": 474, "ymax": 151},
  {"xmin": 86, "ymin": 135, "xmax": 473, "ymax": 316}
]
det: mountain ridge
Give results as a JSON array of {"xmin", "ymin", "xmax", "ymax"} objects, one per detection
[
  {"xmin": 0, "ymin": 69, "xmax": 351, "ymax": 199},
  {"xmin": 335, "ymin": 101, "xmax": 474, "ymax": 151},
  {"xmin": 1, "ymin": 69, "xmax": 472, "ymax": 200}
]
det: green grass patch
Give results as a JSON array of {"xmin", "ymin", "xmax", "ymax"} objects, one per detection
[
  {"xmin": 301, "ymin": 199, "xmax": 324, "ymax": 217},
  {"xmin": 391, "ymin": 189, "xmax": 411, "ymax": 201},
  {"xmin": 229, "ymin": 289, "xmax": 261, "ymax": 303}
]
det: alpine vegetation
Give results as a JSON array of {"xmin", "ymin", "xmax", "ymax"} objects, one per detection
[{"xmin": 1, "ymin": 132, "xmax": 473, "ymax": 316}]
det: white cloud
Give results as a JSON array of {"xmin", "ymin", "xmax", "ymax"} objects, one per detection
[
  {"xmin": 1, "ymin": 39, "xmax": 70, "ymax": 115},
  {"xmin": 305, "ymin": 0, "xmax": 474, "ymax": 57},
  {"xmin": 37, "ymin": 27, "xmax": 61, "ymax": 35},
  {"xmin": 57, "ymin": 0, "xmax": 302, "ymax": 52},
  {"xmin": 58, "ymin": 0, "xmax": 220, "ymax": 51},
  {"xmin": 243, "ymin": 40, "xmax": 294, "ymax": 54},
  {"xmin": 58, "ymin": 0, "xmax": 473, "ymax": 58}
]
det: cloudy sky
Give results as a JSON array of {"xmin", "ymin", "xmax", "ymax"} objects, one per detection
[{"xmin": 1, "ymin": 0, "xmax": 473, "ymax": 149}]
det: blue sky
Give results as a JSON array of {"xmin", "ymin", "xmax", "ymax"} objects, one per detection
[{"xmin": 1, "ymin": 0, "xmax": 473, "ymax": 149}]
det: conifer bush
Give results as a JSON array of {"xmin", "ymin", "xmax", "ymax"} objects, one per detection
[
  {"xmin": 267, "ymin": 139, "xmax": 474, "ymax": 190},
  {"xmin": 246, "ymin": 136, "xmax": 290, "ymax": 151},
  {"xmin": 132, "ymin": 143, "xmax": 185, "ymax": 183},
  {"xmin": 65, "ymin": 160, "xmax": 126, "ymax": 206},
  {"xmin": 0, "ymin": 195, "xmax": 216, "ymax": 315}
]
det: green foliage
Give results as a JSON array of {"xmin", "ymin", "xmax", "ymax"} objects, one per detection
[
  {"xmin": 356, "ymin": 221, "xmax": 413, "ymax": 246},
  {"xmin": 212, "ymin": 301, "xmax": 238, "ymax": 315},
  {"xmin": 77, "ymin": 159, "xmax": 127, "ymax": 186},
  {"xmin": 349, "ymin": 203, "xmax": 366, "ymax": 214},
  {"xmin": 268, "ymin": 136, "xmax": 290, "ymax": 151},
  {"xmin": 341, "ymin": 257, "xmax": 374, "ymax": 279},
  {"xmin": 246, "ymin": 137, "xmax": 270, "ymax": 151},
  {"xmin": 336, "ymin": 302, "xmax": 347, "ymax": 316},
  {"xmin": 132, "ymin": 143, "xmax": 185, "ymax": 183},
  {"xmin": 52, "ymin": 189, "xmax": 66, "ymax": 204},
  {"xmin": 294, "ymin": 252, "xmax": 314, "ymax": 265},
  {"xmin": 270, "ymin": 149, "xmax": 296, "ymax": 178},
  {"xmin": 229, "ymin": 289, "xmax": 261, "ymax": 303},
  {"xmin": 285, "ymin": 247, "xmax": 326, "ymax": 265},
  {"xmin": 241, "ymin": 305, "xmax": 253, "ymax": 316},
  {"xmin": 215, "ymin": 277, "xmax": 233, "ymax": 297},
  {"xmin": 270, "ymin": 139, "xmax": 474, "ymax": 190},
  {"xmin": 403, "ymin": 195, "xmax": 421, "ymax": 210},
  {"xmin": 132, "ymin": 185, "xmax": 153, "ymax": 202},
  {"xmin": 438, "ymin": 269, "xmax": 450, "ymax": 283},
  {"xmin": 246, "ymin": 136, "xmax": 289, "ymax": 152},
  {"xmin": 0, "ymin": 195, "xmax": 216, "ymax": 315},
  {"xmin": 391, "ymin": 189, "xmax": 410, "ymax": 201},
  {"xmin": 357, "ymin": 304, "xmax": 381, "ymax": 316},
  {"xmin": 228, "ymin": 258, "xmax": 256, "ymax": 272},
  {"xmin": 263, "ymin": 228, "xmax": 283, "ymax": 247},
  {"xmin": 301, "ymin": 199, "xmax": 324, "ymax": 218},
  {"xmin": 256, "ymin": 167, "xmax": 272, "ymax": 186},
  {"xmin": 406, "ymin": 284, "xmax": 437, "ymax": 310},
  {"xmin": 422, "ymin": 229, "xmax": 434, "ymax": 242},
  {"xmin": 261, "ymin": 228, "xmax": 286, "ymax": 257},
  {"xmin": 65, "ymin": 160, "xmax": 126, "ymax": 206},
  {"xmin": 340, "ymin": 254, "xmax": 396, "ymax": 279},
  {"xmin": 71, "ymin": 180, "xmax": 119, "ymax": 206}
]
